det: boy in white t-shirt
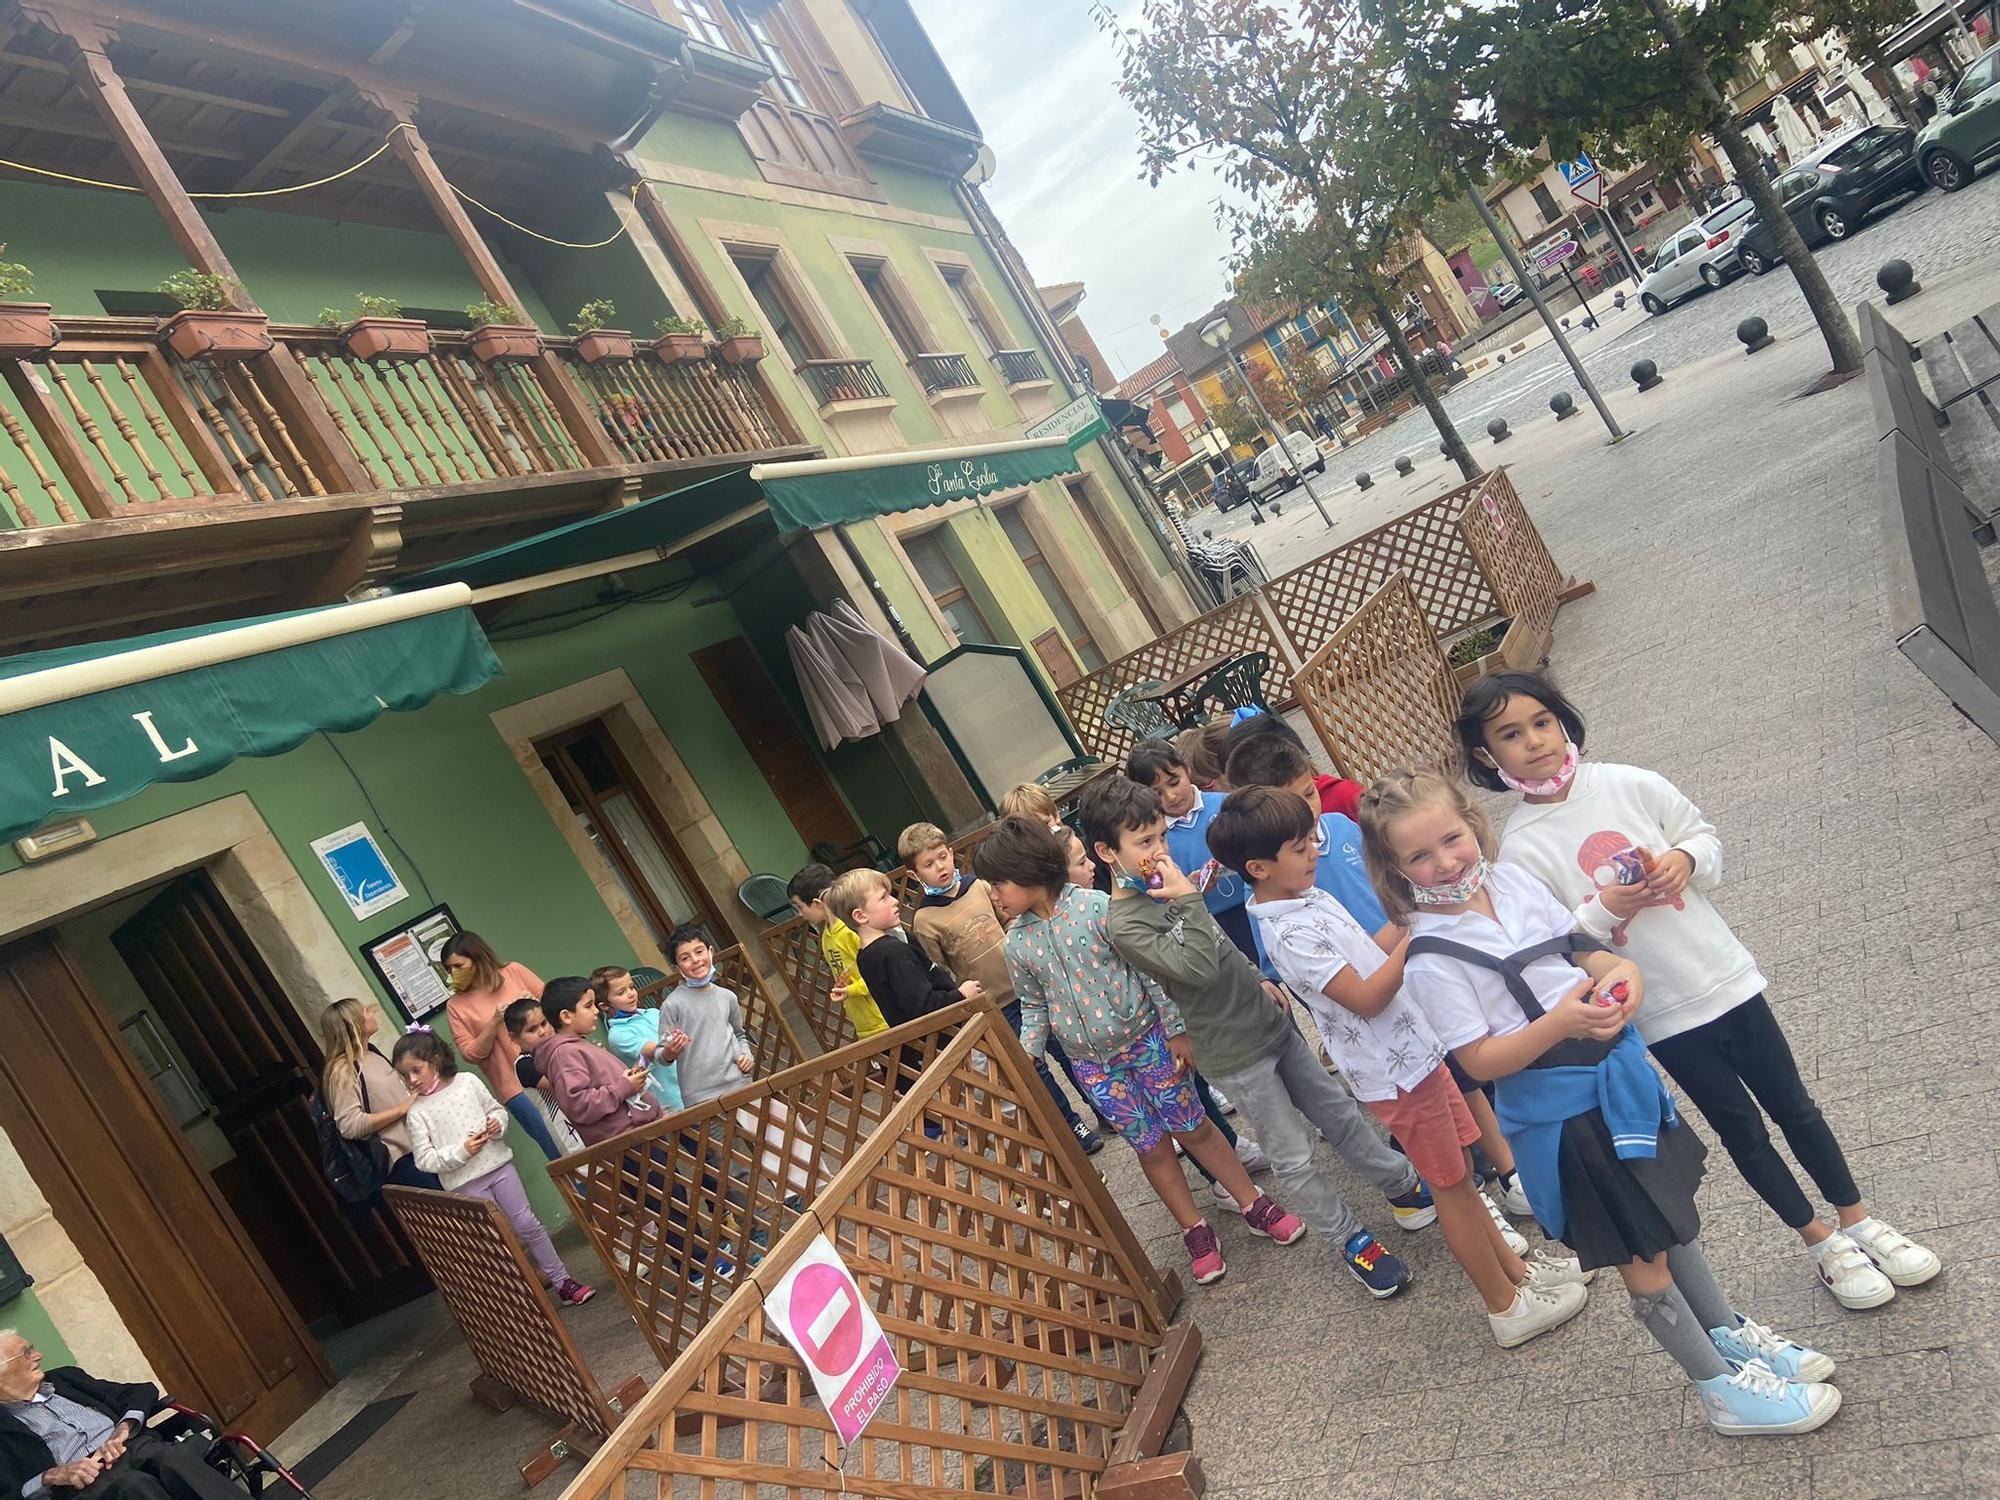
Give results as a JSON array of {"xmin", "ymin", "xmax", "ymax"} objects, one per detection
[{"xmin": 1215, "ymin": 785, "xmax": 1589, "ymax": 1347}]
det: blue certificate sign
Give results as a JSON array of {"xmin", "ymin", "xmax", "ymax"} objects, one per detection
[{"xmin": 310, "ymin": 822, "xmax": 410, "ymax": 921}]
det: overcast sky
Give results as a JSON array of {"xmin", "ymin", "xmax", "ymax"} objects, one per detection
[{"xmin": 906, "ymin": 0, "xmax": 1237, "ymax": 382}]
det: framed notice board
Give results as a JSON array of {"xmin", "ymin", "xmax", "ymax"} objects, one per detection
[{"xmin": 361, "ymin": 903, "xmax": 462, "ymax": 1026}]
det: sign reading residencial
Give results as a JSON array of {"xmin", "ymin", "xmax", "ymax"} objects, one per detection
[
  {"xmin": 311, "ymin": 822, "xmax": 410, "ymax": 920},
  {"xmin": 1025, "ymin": 393, "xmax": 1107, "ymax": 449},
  {"xmin": 361, "ymin": 902, "xmax": 461, "ymax": 1024},
  {"xmin": 1531, "ymin": 238, "xmax": 1578, "ymax": 271},
  {"xmin": 765, "ymin": 1234, "xmax": 899, "ymax": 1446}
]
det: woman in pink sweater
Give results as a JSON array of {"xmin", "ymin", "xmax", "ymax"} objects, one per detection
[{"xmin": 441, "ymin": 931, "xmax": 562, "ymax": 1159}]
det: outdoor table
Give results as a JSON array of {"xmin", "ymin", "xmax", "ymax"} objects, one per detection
[
  {"xmin": 1129, "ymin": 652, "xmax": 1239, "ymax": 730},
  {"xmin": 1038, "ymin": 759, "xmax": 1114, "ymax": 813}
]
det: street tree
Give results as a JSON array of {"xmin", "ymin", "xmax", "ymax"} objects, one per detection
[
  {"xmin": 1106, "ymin": 0, "xmax": 1486, "ymax": 481},
  {"xmin": 1211, "ymin": 392, "xmax": 1263, "ymax": 448},
  {"xmin": 1796, "ymin": 0, "xmax": 1924, "ymax": 126}
]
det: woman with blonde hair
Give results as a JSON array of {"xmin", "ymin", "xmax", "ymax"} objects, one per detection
[{"xmin": 319, "ymin": 997, "xmax": 438, "ymax": 1190}]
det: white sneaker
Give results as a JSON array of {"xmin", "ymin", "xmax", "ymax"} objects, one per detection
[
  {"xmin": 1842, "ymin": 1216, "xmax": 1941, "ymax": 1288},
  {"xmin": 1235, "ymin": 1137, "xmax": 1271, "ymax": 1174},
  {"xmin": 1495, "ymin": 1170, "xmax": 1532, "ymax": 1217},
  {"xmin": 1484, "ymin": 1188, "xmax": 1529, "ymax": 1256},
  {"xmin": 1523, "ymin": 1246, "xmax": 1596, "ymax": 1288},
  {"xmin": 1813, "ymin": 1231, "xmax": 1895, "ymax": 1309},
  {"xmin": 1488, "ymin": 1279, "xmax": 1587, "ymax": 1348},
  {"xmin": 1211, "ymin": 1087, "xmax": 1238, "ymax": 1116},
  {"xmin": 1695, "ymin": 1358, "xmax": 1841, "ymax": 1437},
  {"xmin": 1211, "ymin": 1180, "xmax": 1240, "ymax": 1211}
]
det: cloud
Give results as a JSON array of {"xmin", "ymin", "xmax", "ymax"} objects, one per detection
[{"xmin": 905, "ymin": 0, "xmax": 1236, "ymax": 379}]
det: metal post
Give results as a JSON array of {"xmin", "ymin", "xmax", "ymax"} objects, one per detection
[
  {"xmin": 1559, "ymin": 261, "xmax": 1598, "ymax": 329},
  {"xmin": 1600, "ymin": 209, "xmax": 1643, "ymax": 288},
  {"xmin": 1226, "ymin": 348, "xmax": 1333, "ymax": 526},
  {"xmin": 1468, "ymin": 188, "xmax": 1627, "ymax": 442}
]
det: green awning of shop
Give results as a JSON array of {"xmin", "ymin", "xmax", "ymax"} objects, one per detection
[
  {"xmin": 752, "ymin": 436, "xmax": 1084, "ymax": 532},
  {"xmin": 0, "ymin": 586, "xmax": 499, "ymax": 841}
]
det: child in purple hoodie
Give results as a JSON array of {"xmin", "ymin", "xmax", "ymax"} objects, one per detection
[{"xmin": 532, "ymin": 976, "xmax": 663, "ymax": 1147}]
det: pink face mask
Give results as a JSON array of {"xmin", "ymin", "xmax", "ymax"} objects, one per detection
[{"xmin": 1497, "ymin": 740, "xmax": 1579, "ymax": 797}]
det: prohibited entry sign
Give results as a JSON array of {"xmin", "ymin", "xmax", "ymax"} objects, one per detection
[{"xmin": 764, "ymin": 1234, "xmax": 901, "ymax": 1445}]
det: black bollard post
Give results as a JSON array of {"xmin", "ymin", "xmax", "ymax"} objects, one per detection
[
  {"xmin": 1877, "ymin": 259, "xmax": 1921, "ymax": 305},
  {"xmin": 1488, "ymin": 416, "xmax": 1512, "ymax": 443},
  {"xmin": 1631, "ymin": 358, "xmax": 1662, "ymax": 392},
  {"xmin": 1737, "ymin": 316, "xmax": 1773, "ymax": 354},
  {"xmin": 1550, "ymin": 390, "xmax": 1577, "ymax": 420},
  {"xmin": 1394, "ymin": 454, "xmax": 1413, "ymax": 475},
  {"xmin": 1355, "ymin": 471, "xmax": 1373, "ymax": 490}
]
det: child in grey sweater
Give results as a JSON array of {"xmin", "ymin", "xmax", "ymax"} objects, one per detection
[{"xmin": 657, "ymin": 923, "xmax": 754, "ymax": 1107}]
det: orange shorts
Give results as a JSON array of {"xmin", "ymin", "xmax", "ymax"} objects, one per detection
[{"xmin": 1365, "ymin": 1063, "xmax": 1482, "ymax": 1187}]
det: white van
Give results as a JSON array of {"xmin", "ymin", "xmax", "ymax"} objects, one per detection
[{"xmin": 1249, "ymin": 430, "xmax": 1326, "ymax": 500}]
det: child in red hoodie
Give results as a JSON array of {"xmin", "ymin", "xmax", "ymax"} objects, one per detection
[{"xmin": 531, "ymin": 976, "xmax": 664, "ymax": 1147}]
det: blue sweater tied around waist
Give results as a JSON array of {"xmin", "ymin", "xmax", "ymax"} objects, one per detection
[{"xmin": 1492, "ymin": 1026, "xmax": 1679, "ymax": 1241}]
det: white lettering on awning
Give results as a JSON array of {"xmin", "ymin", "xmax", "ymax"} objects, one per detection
[
  {"xmin": 49, "ymin": 738, "xmax": 106, "ymax": 796},
  {"xmin": 132, "ymin": 710, "xmax": 199, "ymax": 764}
]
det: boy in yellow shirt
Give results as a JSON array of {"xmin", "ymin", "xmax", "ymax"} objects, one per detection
[{"xmin": 788, "ymin": 863, "xmax": 888, "ymax": 1039}]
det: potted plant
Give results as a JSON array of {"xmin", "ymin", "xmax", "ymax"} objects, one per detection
[
  {"xmin": 157, "ymin": 270, "xmax": 272, "ymax": 363},
  {"xmin": 0, "ymin": 247, "xmax": 58, "ymax": 358},
  {"xmin": 569, "ymin": 299, "xmax": 634, "ymax": 364},
  {"xmin": 649, "ymin": 313, "xmax": 708, "ymax": 364},
  {"xmin": 1447, "ymin": 619, "xmax": 1513, "ymax": 687},
  {"xmin": 462, "ymin": 298, "xmax": 541, "ymax": 365},
  {"xmin": 319, "ymin": 293, "xmax": 430, "ymax": 362},
  {"xmin": 713, "ymin": 316, "xmax": 764, "ymax": 365}
]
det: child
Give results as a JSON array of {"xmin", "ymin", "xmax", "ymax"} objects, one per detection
[
  {"xmin": 503, "ymin": 999, "xmax": 586, "ymax": 1158},
  {"xmin": 1063, "ymin": 827, "xmax": 1097, "ymax": 889},
  {"xmin": 595, "ymin": 965, "xmax": 684, "ymax": 1114},
  {"xmin": 1175, "ymin": 721, "xmax": 1232, "ymax": 791},
  {"xmin": 532, "ymin": 977, "xmax": 665, "ymax": 1146},
  {"xmin": 1125, "ymin": 739, "xmax": 1258, "ymax": 965},
  {"xmin": 1458, "ymin": 671, "xmax": 1939, "ymax": 1308},
  {"xmin": 1224, "ymin": 712, "xmax": 1364, "ymax": 820},
  {"xmin": 1364, "ymin": 770, "xmax": 1842, "ymax": 1436},
  {"xmin": 393, "ymin": 1027, "xmax": 594, "ymax": 1306},
  {"xmin": 975, "ymin": 818, "xmax": 1279, "ymax": 1286},
  {"xmin": 998, "ymin": 783, "xmax": 1065, "ymax": 828},
  {"xmin": 832, "ymin": 868, "xmax": 982, "ymax": 1028},
  {"xmin": 655, "ymin": 926, "xmax": 756, "ymax": 1110},
  {"xmin": 1087, "ymin": 780, "xmax": 1432, "ymax": 1299},
  {"xmin": 787, "ymin": 864, "xmax": 889, "ymax": 1041},
  {"xmin": 901, "ymin": 821, "xmax": 1104, "ymax": 1156},
  {"xmin": 1216, "ymin": 785, "xmax": 1589, "ymax": 1336}
]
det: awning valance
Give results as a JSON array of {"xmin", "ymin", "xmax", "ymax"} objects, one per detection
[
  {"xmin": 0, "ymin": 586, "xmax": 499, "ymax": 840},
  {"xmin": 752, "ymin": 436, "xmax": 1083, "ymax": 532}
]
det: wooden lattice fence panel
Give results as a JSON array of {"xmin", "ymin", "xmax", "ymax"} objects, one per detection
[
  {"xmin": 557, "ymin": 1009, "xmax": 1183, "ymax": 1500},
  {"xmin": 1294, "ymin": 572, "xmax": 1464, "ymax": 785},
  {"xmin": 758, "ymin": 913, "xmax": 855, "ymax": 1053},
  {"xmin": 635, "ymin": 942, "xmax": 808, "ymax": 1077},
  {"xmin": 1457, "ymin": 467, "xmax": 1563, "ymax": 675},
  {"xmin": 1055, "ymin": 592, "xmax": 1294, "ymax": 764}
]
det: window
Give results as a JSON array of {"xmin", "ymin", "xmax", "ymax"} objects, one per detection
[
  {"xmin": 1165, "ymin": 396, "xmax": 1197, "ymax": 435},
  {"xmin": 904, "ymin": 531, "xmax": 992, "ymax": 644},
  {"xmin": 999, "ymin": 506, "xmax": 1102, "ymax": 671},
  {"xmin": 735, "ymin": 5, "xmax": 810, "ymax": 106},
  {"xmin": 669, "ymin": 0, "xmax": 732, "ymax": 47},
  {"xmin": 1530, "ymin": 181, "xmax": 1562, "ymax": 223},
  {"xmin": 729, "ymin": 247, "xmax": 821, "ymax": 367},
  {"xmin": 850, "ymin": 255, "xmax": 930, "ymax": 363},
  {"xmin": 940, "ymin": 264, "xmax": 1006, "ymax": 357}
]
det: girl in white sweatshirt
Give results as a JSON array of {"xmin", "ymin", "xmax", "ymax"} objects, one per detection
[{"xmin": 1456, "ymin": 671, "xmax": 1940, "ymax": 1313}]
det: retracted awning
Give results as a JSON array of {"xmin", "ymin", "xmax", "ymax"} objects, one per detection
[
  {"xmin": 0, "ymin": 586, "xmax": 499, "ymax": 841},
  {"xmin": 752, "ymin": 436, "xmax": 1083, "ymax": 531}
]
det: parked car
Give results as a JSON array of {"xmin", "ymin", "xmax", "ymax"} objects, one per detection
[
  {"xmin": 1489, "ymin": 279, "xmax": 1524, "ymax": 309},
  {"xmin": 1213, "ymin": 459, "xmax": 1257, "ymax": 512},
  {"xmin": 1915, "ymin": 48, "xmax": 2000, "ymax": 192},
  {"xmin": 1248, "ymin": 430, "xmax": 1326, "ymax": 501},
  {"xmin": 1736, "ymin": 124, "xmax": 1925, "ymax": 274},
  {"xmin": 1636, "ymin": 196, "xmax": 1758, "ymax": 313}
]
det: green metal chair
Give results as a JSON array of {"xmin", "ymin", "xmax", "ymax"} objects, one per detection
[
  {"xmin": 1104, "ymin": 682, "xmax": 1178, "ymax": 742},
  {"xmin": 1186, "ymin": 651, "xmax": 1273, "ymax": 726}
]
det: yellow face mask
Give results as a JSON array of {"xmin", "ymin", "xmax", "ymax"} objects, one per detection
[{"xmin": 448, "ymin": 966, "xmax": 475, "ymax": 992}]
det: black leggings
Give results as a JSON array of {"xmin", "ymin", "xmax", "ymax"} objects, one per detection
[{"xmin": 1647, "ymin": 995, "xmax": 1859, "ymax": 1230}]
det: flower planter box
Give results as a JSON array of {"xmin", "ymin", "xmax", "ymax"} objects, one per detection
[
  {"xmin": 466, "ymin": 322, "xmax": 542, "ymax": 365},
  {"xmin": 160, "ymin": 309, "xmax": 273, "ymax": 364},
  {"xmin": 649, "ymin": 332, "xmax": 708, "ymax": 364},
  {"xmin": 1449, "ymin": 617, "xmax": 1512, "ymax": 688},
  {"xmin": 716, "ymin": 334, "xmax": 764, "ymax": 365},
  {"xmin": 574, "ymin": 329, "xmax": 635, "ymax": 365},
  {"xmin": 0, "ymin": 302, "xmax": 59, "ymax": 358},
  {"xmin": 340, "ymin": 316, "xmax": 431, "ymax": 363}
]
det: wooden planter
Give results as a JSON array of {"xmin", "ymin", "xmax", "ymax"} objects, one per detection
[
  {"xmin": 466, "ymin": 322, "xmax": 542, "ymax": 365},
  {"xmin": 716, "ymin": 333, "xmax": 764, "ymax": 365},
  {"xmin": 649, "ymin": 332, "xmax": 708, "ymax": 364},
  {"xmin": 0, "ymin": 301, "xmax": 59, "ymax": 358},
  {"xmin": 1449, "ymin": 618, "xmax": 1512, "ymax": 688},
  {"xmin": 574, "ymin": 328, "xmax": 635, "ymax": 364},
  {"xmin": 340, "ymin": 316, "xmax": 431, "ymax": 363},
  {"xmin": 160, "ymin": 309, "xmax": 273, "ymax": 364}
]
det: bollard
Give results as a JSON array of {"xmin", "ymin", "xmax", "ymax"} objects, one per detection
[
  {"xmin": 1394, "ymin": 454, "xmax": 1413, "ymax": 475},
  {"xmin": 1631, "ymin": 358, "xmax": 1662, "ymax": 392},
  {"xmin": 1613, "ymin": 290, "xmax": 1626, "ymax": 311},
  {"xmin": 1438, "ymin": 440, "xmax": 1450, "ymax": 456},
  {"xmin": 1550, "ymin": 390, "xmax": 1577, "ymax": 420},
  {"xmin": 1877, "ymin": 259, "xmax": 1921, "ymax": 305},
  {"xmin": 1737, "ymin": 316, "xmax": 1773, "ymax": 354},
  {"xmin": 1488, "ymin": 416, "xmax": 1511, "ymax": 443},
  {"xmin": 1560, "ymin": 317, "xmax": 1571, "ymax": 330},
  {"xmin": 1496, "ymin": 353, "xmax": 1506, "ymax": 364},
  {"xmin": 1355, "ymin": 471, "xmax": 1373, "ymax": 490}
]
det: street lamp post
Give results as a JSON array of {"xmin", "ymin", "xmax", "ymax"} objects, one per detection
[{"xmin": 1201, "ymin": 314, "xmax": 1333, "ymax": 528}]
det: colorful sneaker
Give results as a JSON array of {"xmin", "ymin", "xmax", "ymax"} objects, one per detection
[
  {"xmin": 1496, "ymin": 1170, "xmax": 1533, "ymax": 1218},
  {"xmin": 1695, "ymin": 1358, "xmax": 1842, "ymax": 1436},
  {"xmin": 1711, "ymin": 1316, "xmax": 1835, "ymax": 1383},
  {"xmin": 1184, "ymin": 1221, "xmax": 1227, "ymax": 1285},
  {"xmin": 1523, "ymin": 1246, "xmax": 1596, "ymax": 1288},
  {"xmin": 1489, "ymin": 1278, "xmax": 1587, "ymax": 1348},
  {"xmin": 1387, "ymin": 1181, "xmax": 1437, "ymax": 1231},
  {"xmin": 1813, "ymin": 1231, "xmax": 1895, "ymax": 1309},
  {"xmin": 1341, "ymin": 1229, "xmax": 1411, "ymax": 1299},
  {"xmin": 1242, "ymin": 1194, "xmax": 1306, "ymax": 1245},
  {"xmin": 1070, "ymin": 1118, "xmax": 1105, "ymax": 1156},
  {"xmin": 556, "ymin": 1278, "xmax": 596, "ymax": 1306},
  {"xmin": 1842, "ymin": 1217, "xmax": 1941, "ymax": 1288},
  {"xmin": 1210, "ymin": 1180, "xmax": 1241, "ymax": 1211},
  {"xmin": 1484, "ymin": 1188, "xmax": 1530, "ymax": 1256},
  {"xmin": 1234, "ymin": 1137, "xmax": 1271, "ymax": 1174},
  {"xmin": 1210, "ymin": 1087, "xmax": 1238, "ymax": 1116}
]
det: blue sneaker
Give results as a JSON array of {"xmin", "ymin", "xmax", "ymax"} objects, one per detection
[
  {"xmin": 1069, "ymin": 1118, "xmax": 1105, "ymax": 1156},
  {"xmin": 1341, "ymin": 1229, "xmax": 1411, "ymax": 1299},
  {"xmin": 1694, "ymin": 1358, "xmax": 1841, "ymax": 1436},
  {"xmin": 1387, "ymin": 1181, "xmax": 1436, "ymax": 1231},
  {"xmin": 1711, "ymin": 1317, "xmax": 1835, "ymax": 1383}
]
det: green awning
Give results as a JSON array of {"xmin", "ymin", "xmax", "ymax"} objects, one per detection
[
  {"xmin": 753, "ymin": 436, "xmax": 1083, "ymax": 531},
  {"xmin": 0, "ymin": 587, "xmax": 499, "ymax": 840}
]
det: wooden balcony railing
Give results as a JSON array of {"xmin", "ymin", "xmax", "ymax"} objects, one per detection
[
  {"xmin": 796, "ymin": 355, "xmax": 888, "ymax": 407},
  {"xmin": 992, "ymin": 347, "xmax": 1047, "ymax": 385},
  {"xmin": 0, "ymin": 318, "xmax": 797, "ymax": 532},
  {"xmin": 910, "ymin": 350, "xmax": 981, "ymax": 395}
]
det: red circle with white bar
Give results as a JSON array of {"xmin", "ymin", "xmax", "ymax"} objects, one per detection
[{"xmin": 785, "ymin": 1261, "xmax": 864, "ymax": 1375}]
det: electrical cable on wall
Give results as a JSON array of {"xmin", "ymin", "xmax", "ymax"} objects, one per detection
[{"xmin": 319, "ymin": 730, "xmax": 435, "ymax": 905}]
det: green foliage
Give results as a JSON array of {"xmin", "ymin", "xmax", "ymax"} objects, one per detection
[
  {"xmin": 355, "ymin": 292, "xmax": 405, "ymax": 319},
  {"xmin": 465, "ymin": 298, "xmax": 524, "ymax": 327},
  {"xmin": 653, "ymin": 313, "xmax": 707, "ymax": 336},
  {"xmin": 0, "ymin": 246, "xmax": 32, "ymax": 301},
  {"xmin": 158, "ymin": 269, "xmax": 236, "ymax": 312},
  {"xmin": 570, "ymin": 298, "xmax": 618, "ymax": 334},
  {"xmin": 715, "ymin": 316, "xmax": 757, "ymax": 339},
  {"xmin": 1212, "ymin": 393, "xmax": 1262, "ymax": 446},
  {"xmin": 315, "ymin": 307, "xmax": 345, "ymax": 329},
  {"xmin": 1448, "ymin": 626, "xmax": 1501, "ymax": 666}
]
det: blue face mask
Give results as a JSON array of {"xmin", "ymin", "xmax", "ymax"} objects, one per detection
[
  {"xmin": 680, "ymin": 965, "xmax": 714, "ymax": 988},
  {"xmin": 921, "ymin": 875, "xmax": 960, "ymax": 898}
]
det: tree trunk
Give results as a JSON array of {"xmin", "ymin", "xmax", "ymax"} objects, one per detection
[
  {"xmin": 1370, "ymin": 287, "xmax": 1478, "ymax": 482},
  {"xmin": 1638, "ymin": 0, "xmax": 1861, "ymax": 373}
]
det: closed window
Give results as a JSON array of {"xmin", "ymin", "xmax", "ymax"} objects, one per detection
[
  {"xmin": 1530, "ymin": 181, "xmax": 1562, "ymax": 222},
  {"xmin": 669, "ymin": 0, "xmax": 732, "ymax": 48},
  {"xmin": 736, "ymin": 6, "xmax": 810, "ymax": 105},
  {"xmin": 940, "ymin": 264, "xmax": 1006, "ymax": 357},
  {"xmin": 904, "ymin": 531, "xmax": 992, "ymax": 644},
  {"xmin": 1164, "ymin": 396, "xmax": 1197, "ymax": 433},
  {"xmin": 998, "ymin": 505, "xmax": 1102, "ymax": 671},
  {"xmin": 729, "ymin": 246, "xmax": 823, "ymax": 367},
  {"xmin": 849, "ymin": 255, "xmax": 930, "ymax": 363}
]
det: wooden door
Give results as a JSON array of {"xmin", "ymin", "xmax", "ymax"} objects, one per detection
[
  {"xmin": 693, "ymin": 635, "xmax": 862, "ymax": 856},
  {"xmin": 0, "ymin": 932, "xmax": 330, "ymax": 1438},
  {"xmin": 112, "ymin": 874, "xmax": 432, "ymax": 1333}
]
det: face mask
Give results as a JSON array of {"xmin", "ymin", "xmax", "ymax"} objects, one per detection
[
  {"xmin": 1496, "ymin": 739, "xmax": 1580, "ymax": 797},
  {"xmin": 921, "ymin": 875, "xmax": 959, "ymax": 898},
  {"xmin": 1409, "ymin": 856, "xmax": 1491, "ymax": 906},
  {"xmin": 681, "ymin": 968, "xmax": 714, "ymax": 988},
  {"xmin": 448, "ymin": 967, "xmax": 474, "ymax": 992}
]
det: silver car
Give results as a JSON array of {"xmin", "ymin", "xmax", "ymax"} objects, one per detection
[{"xmin": 1636, "ymin": 197, "xmax": 1757, "ymax": 314}]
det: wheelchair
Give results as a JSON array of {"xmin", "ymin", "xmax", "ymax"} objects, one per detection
[{"xmin": 145, "ymin": 1401, "xmax": 316, "ymax": 1497}]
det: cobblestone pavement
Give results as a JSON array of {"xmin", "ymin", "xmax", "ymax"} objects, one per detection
[{"xmin": 1101, "ymin": 266, "xmax": 2000, "ymax": 1498}]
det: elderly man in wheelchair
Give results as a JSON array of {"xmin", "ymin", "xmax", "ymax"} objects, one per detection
[{"xmin": 0, "ymin": 1332, "xmax": 308, "ymax": 1499}]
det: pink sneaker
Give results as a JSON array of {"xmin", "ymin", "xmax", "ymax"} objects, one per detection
[
  {"xmin": 1184, "ymin": 1221, "xmax": 1227, "ymax": 1285},
  {"xmin": 1242, "ymin": 1194, "xmax": 1306, "ymax": 1245},
  {"xmin": 556, "ymin": 1278, "xmax": 596, "ymax": 1306}
]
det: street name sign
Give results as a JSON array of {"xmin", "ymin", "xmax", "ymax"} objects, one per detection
[{"xmin": 1531, "ymin": 238, "xmax": 1578, "ymax": 271}]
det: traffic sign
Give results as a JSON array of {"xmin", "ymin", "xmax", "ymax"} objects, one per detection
[
  {"xmin": 1531, "ymin": 238, "xmax": 1578, "ymax": 271},
  {"xmin": 766, "ymin": 1234, "xmax": 900, "ymax": 1446},
  {"xmin": 1558, "ymin": 153, "xmax": 1606, "ymax": 207}
]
